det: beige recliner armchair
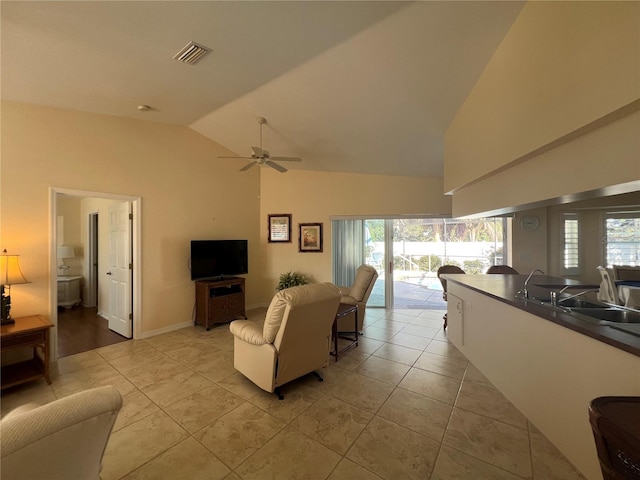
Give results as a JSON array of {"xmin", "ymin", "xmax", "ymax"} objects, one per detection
[
  {"xmin": 337, "ymin": 264, "xmax": 378, "ymax": 332},
  {"xmin": 1, "ymin": 385, "xmax": 122, "ymax": 480},
  {"xmin": 230, "ymin": 282, "xmax": 341, "ymax": 399}
]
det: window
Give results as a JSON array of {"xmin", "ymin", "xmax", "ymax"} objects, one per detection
[
  {"xmin": 604, "ymin": 211, "xmax": 640, "ymax": 266},
  {"xmin": 562, "ymin": 213, "xmax": 579, "ymax": 273}
]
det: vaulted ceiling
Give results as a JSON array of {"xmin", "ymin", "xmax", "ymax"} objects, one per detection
[{"xmin": 1, "ymin": 1, "xmax": 525, "ymax": 177}]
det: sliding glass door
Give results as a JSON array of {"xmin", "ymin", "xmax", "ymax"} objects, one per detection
[
  {"xmin": 333, "ymin": 216, "xmax": 509, "ymax": 310},
  {"xmin": 364, "ymin": 219, "xmax": 387, "ymax": 307}
]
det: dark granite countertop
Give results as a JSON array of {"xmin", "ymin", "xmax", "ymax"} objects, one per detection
[{"xmin": 443, "ymin": 274, "xmax": 640, "ymax": 358}]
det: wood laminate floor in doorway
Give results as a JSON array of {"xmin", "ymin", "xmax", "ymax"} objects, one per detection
[{"xmin": 57, "ymin": 306, "xmax": 129, "ymax": 358}]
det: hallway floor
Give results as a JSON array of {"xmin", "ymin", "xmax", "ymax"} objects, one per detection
[{"xmin": 57, "ymin": 306, "xmax": 129, "ymax": 358}]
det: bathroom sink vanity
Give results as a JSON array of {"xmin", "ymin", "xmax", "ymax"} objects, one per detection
[{"xmin": 57, "ymin": 275, "xmax": 82, "ymax": 309}]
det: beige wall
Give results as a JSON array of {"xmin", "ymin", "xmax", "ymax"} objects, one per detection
[
  {"xmin": 1, "ymin": 101, "xmax": 261, "ymax": 336},
  {"xmin": 2, "ymin": 101, "xmax": 453, "ymax": 337},
  {"xmin": 511, "ymin": 207, "xmax": 548, "ymax": 275},
  {"xmin": 258, "ymin": 168, "xmax": 451, "ymax": 301},
  {"xmin": 56, "ymin": 195, "xmax": 82, "ymax": 277},
  {"xmin": 445, "ymin": 1, "xmax": 640, "ymax": 216}
]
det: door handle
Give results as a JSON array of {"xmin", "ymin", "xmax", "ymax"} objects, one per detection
[{"xmin": 106, "ymin": 271, "xmax": 112, "ymax": 276}]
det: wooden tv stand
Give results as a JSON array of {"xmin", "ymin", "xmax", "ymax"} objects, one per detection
[{"xmin": 195, "ymin": 277, "xmax": 246, "ymax": 330}]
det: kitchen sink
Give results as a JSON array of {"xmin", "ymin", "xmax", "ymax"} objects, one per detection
[
  {"xmin": 524, "ymin": 296, "xmax": 605, "ymax": 309},
  {"xmin": 569, "ymin": 308, "xmax": 640, "ymax": 324},
  {"xmin": 555, "ymin": 298, "xmax": 603, "ymax": 309},
  {"xmin": 515, "ymin": 292, "xmax": 640, "ymax": 327}
]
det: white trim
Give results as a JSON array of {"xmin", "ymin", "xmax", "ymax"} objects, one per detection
[{"xmin": 139, "ymin": 321, "xmax": 192, "ymax": 339}]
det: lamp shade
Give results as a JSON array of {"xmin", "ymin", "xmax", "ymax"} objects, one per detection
[
  {"xmin": 0, "ymin": 252, "xmax": 30, "ymax": 286},
  {"xmin": 57, "ymin": 245, "xmax": 75, "ymax": 259}
]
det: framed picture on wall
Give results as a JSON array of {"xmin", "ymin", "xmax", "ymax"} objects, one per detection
[
  {"xmin": 299, "ymin": 223, "xmax": 323, "ymax": 252},
  {"xmin": 268, "ymin": 214, "xmax": 292, "ymax": 243}
]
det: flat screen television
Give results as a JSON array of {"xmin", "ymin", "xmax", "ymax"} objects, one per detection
[{"xmin": 190, "ymin": 240, "xmax": 248, "ymax": 281}]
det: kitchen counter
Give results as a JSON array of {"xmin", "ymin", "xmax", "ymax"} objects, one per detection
[
  {"xmin": 441, "ymin": 273, "xmax": 640, "ymax": 480},
  {"xmin": 443, "ymin": 273, "xmax": 640, "ymax": 357}
]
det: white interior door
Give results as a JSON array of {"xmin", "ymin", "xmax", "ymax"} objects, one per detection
[{"xmin": 107, "ymin": 201, "xmax": 132, "ymax": 338}]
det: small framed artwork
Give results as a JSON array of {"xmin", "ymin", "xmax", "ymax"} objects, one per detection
[
  {"xmin": 268, "ymin": 214, "xmax": 292, "ymax": 243},
  {"xmin": 299, "ymin": 223, "xmax": 323, "ymax": 252}
]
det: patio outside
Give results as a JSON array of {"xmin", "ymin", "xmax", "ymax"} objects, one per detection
[
  {"xmin": 364, "ymin": 217, "xmax": 507, "ymax": 310},
  {"xmin": 368, "ymin": 270, "xmax": 446, "ymax": 310}
]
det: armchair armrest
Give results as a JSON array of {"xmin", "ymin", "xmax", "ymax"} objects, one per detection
[
  {"xmin": 339, "ymin": 295, "xmax": 358, "ymax": 305},
  {"xmin": 229, "ymin": 320, "xmax": 267, "ymax": 346},
  {"xmin": 338, "ymin": 286, "xmax": 352, "ymax": 296},
  {"xmin": 2, "ymin": 403, "xmax": 40, "ymax": 422}
]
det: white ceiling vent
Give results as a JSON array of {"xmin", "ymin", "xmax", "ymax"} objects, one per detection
[{"xmin": 173, "ymin": 41, "xmax": 211, "ymax": 65}]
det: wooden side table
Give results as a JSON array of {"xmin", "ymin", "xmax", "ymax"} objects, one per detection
[
  {"xmin": 330, "ymin": 303, "xmax": 358, "ymax": 361},
  {"xmin": 1, "ymin": 315, "xmax": 53, "ymax": 390}
]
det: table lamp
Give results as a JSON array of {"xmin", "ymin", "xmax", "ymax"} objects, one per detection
[
  {"xmin": 57, "ymin": 245, "xmax": 75, "ymax": 276},
  {"xmin": 1, "ymin": 249, "xmax": 31, "ymax": 325}
]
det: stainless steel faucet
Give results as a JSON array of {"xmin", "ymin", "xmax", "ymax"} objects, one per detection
[
  {"xmin": 551, "ymin": 288, "xmax": 600, "ymax": 306},
  {"xmin": 522, "ymin": 269, "xmax": 545, "ymax": 298}
]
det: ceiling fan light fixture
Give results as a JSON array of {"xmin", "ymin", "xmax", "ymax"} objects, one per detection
[
  {"xmin": 217, "ymin": 116, "xmax": 302, "ymax": 173},
  {"xmin": 173, "ymin": 41, "xmax": 211, "ymax": 65}
]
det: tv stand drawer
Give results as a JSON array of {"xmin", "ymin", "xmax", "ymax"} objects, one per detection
[
  {"xmin": 194, "ymin": 277, "xmax": 246, "ymax": 330},
  {"xmin": 210, "ymin": 293, "xmax": 244, "ymax": 319}
]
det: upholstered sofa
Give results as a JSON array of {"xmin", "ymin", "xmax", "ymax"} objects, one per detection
[{"xmin": 230, "ymin": 282, "xmax": 341, "ymax": 397}]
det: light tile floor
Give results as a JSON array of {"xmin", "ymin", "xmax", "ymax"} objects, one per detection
[{"xmin": 1, "ymin": 307, "xmax": 588, "ymax": 480}]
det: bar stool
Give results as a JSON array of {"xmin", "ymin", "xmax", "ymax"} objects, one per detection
[
  {"xmin": 437, "ymin": 265, "xmax": 465, "ymax": 330},
  {"xmin": 588, "ymin": 396, "xmax": 640, "ymax": 480}
]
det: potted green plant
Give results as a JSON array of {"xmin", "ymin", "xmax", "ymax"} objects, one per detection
[{"xmin": 276, "ymin": 271, "xmax": 310, "ymax": 291}]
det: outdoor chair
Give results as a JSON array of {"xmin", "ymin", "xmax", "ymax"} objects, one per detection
[{"xmin": 597, "ymin": 266, "xmax": 621, "ymax": 305}]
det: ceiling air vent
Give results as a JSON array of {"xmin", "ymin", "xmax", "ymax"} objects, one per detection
[{"xmin": 173, "ymin": 41, "xmax": 211, "ymax": 65}]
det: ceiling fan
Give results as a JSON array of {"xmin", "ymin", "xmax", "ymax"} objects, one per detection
[{"xmin": 218, "ymin": 116, "xmax": 302, "ymax": 173}]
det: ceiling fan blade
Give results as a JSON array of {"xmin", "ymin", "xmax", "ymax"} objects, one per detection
[
  {"xmin": 269, "ymin": 156, "xmax": 302, "ymax": 162},
  {"xmin": 218, "ymin": 155, "xmax": 254, "ymax": 160},
  {"xmin": 239, "ymin": 161, "xmax": 258, "ymax": 171},
  {"xmin": 265, "ymin": 160, "xmax": 287, "ymax": 173}
]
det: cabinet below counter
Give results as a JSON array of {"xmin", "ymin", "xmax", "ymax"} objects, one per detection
[
  {"xmin": 443, "ymin": 273, "xmax": 640, "ymax": 356},
  {"xmin": 443, "ymin": 274, "xmax": 640, "ymax": 480}
]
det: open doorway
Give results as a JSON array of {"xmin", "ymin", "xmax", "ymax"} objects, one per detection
[{"xmin": 50, "ymin": 188, "xmax": 141, "ymax": 360}]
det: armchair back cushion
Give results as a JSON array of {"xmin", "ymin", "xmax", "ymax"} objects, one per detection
[
  {"xmin": 231, "ymin": 282, "xmax": 341, "ymax": 393},
  {"xmin": 1, "ymin": 385, "xmax": 122, "ymax": 480},
  {"xmin": 338, "ymin": 264, "xmax": 378, "ymax": 332},
  {"xmin": 347, "ymin": 265, "xmax": 378, "ymax": 302}
]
